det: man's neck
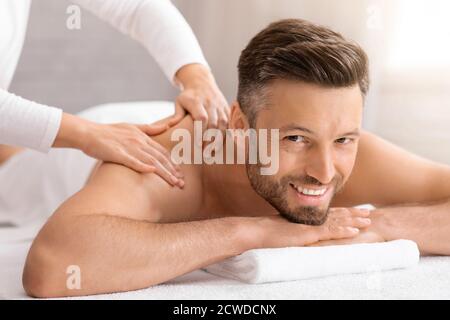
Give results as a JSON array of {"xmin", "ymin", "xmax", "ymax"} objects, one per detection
[{"xmin": 202, "ymin": 158, "xmax": 277, "ymax": 218}]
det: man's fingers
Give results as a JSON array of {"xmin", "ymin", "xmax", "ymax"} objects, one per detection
[
  {"xmin": 351, "ymin": 208, "xmax": 371, "ymax": 217},
  {"xmin": 345, "ymin": 207, "xmax": 371, "ymax": 217},
  {"xmin": 330, "ymin": 216, "xmax": 371, "ymax": 228},
  {"xmin": 307, "ymin": 238, "xmax": 352, "ymax": 247},
  {"xmin": 352, "ymin": 217, "xmax": 372, "ymax": 228},
  {"xmin": 326, "ymin": 208, "xmax": 371, "ymax": 232},
  {"xmin": 292, "ymin": 224, "xmax": 359, "ymax": 245},
  {"xmin": 328, "ymin": 207, "xmax": 371, "ymax": 218},
  {"xmin": 319, "ymin": 225, "xmax": 360, "ymax": 241}
]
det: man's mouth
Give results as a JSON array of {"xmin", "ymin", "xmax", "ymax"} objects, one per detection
[{"xmin": 288, "ymin": 182, "xmax": 330, "ymax": 206}]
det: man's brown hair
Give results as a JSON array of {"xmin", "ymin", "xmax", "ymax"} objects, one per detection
[{"xmin": 237, "ymin": 19, "xmax": 370, "ymax": 125}]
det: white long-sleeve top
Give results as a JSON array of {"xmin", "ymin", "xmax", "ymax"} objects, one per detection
[{"xmin": 0, "ymin": 0, "xmax": 208, "ymax": 152}]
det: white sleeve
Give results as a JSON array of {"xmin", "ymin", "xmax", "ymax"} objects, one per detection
[
  {"xmin": 72, "ymin": 0, "xmax": 209, "ymax": 85},
  {"xmin": 0, "ymin": 89, "xmax": 62, "ymax": 153}
]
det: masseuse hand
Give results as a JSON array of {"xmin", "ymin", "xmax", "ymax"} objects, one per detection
[
  {"xmin": 169, "ymin": 63, "xmax": 229, "ymax": 131},
  {"xmin": 53, "ymin": 113, "xmax": 184, "ymax": 188}
]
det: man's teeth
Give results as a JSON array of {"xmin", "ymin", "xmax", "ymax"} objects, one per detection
[{"xmin": 295, "ymin": 186, "xmax": 326, "ymax": 196}]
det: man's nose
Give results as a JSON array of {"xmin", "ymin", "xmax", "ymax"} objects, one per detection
[{"xmin": 304, "ymin": 146, "xmax": 336, "ymax": 185}]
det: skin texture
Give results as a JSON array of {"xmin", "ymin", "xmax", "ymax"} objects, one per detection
[
  {"xmin": 0, "ymin": 145, "xmax": 23, "ymax": 165},
  {"xmin": 22, "ymin": 81, "xmax": 450, "ymax": 297}
]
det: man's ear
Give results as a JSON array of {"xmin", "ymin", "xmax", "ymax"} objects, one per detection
[{"xmin": 229, "ymin": 101, "xmax": 250, "ymax": 130}]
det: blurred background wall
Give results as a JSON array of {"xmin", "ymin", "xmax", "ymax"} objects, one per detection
[{"xmin": 9, "ymin": 0, "xmax": 450, "ymax": 163}]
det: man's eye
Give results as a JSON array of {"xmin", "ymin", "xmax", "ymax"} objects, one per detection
[
  {"xmin": 286, "ymin": 135, "xmax": 305, "ymax": 143},
  {"xmin": 335, "ymin": 137, "xmax": 353, "ymax": 144}
]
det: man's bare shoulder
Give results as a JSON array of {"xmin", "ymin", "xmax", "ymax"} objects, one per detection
[
  {"xmin": 58, "ymin": 115, "xmax": 204, "ymax": 223},
  {"xmin": 152, "ymin": 114, "xmax": 197, "ymax": 152},
  {"xmin": 332, "ymin": 130, "xmax": 450, "ymax": 207}
]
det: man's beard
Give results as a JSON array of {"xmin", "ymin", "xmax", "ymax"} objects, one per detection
[{"xmin": 246, "ymin": 163, "xmax": 343, "ymax": 226}]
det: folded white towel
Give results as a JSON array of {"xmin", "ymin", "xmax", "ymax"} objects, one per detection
[{"xmin": 203, "ymin": 240, "xmax": 420, "ymax": 284}]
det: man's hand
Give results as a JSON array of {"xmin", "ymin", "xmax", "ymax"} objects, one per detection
[
  {"xmin": 171, "ymin": 64, "xmax": 229, "ymax": 131},
  {"xmin": 247, "ymin": 207, "xmax": 372, "ymax": 249},
  {"xmin": 54, "ymin": 113, "xmax": 184, "ymax": 188},
  {"xmin": 307, "ymin": 209, "xmax": 385, "ymax": 247}
]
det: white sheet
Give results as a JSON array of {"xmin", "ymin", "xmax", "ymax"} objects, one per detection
[{"xmin": 1, "ymin": 239, "xmax": 450, "ymax": 300}]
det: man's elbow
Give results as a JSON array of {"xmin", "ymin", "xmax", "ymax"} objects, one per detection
[
  {"xmin": 22, "ymin": 238, "xmax": 69, "ymax": 298},
  {"xmin": 22, "ymin": 217, "xmax": 79, "ymax": 298}
]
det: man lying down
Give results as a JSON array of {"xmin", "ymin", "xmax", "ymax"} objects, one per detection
[{"xmin": 21, "ymin": 19, "xmax": 450, "ymax": 297}]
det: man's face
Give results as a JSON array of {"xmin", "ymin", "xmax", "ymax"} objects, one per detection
[{"xmin": 246, "ymin": 80, "xmax": 363, "ymax": 225}]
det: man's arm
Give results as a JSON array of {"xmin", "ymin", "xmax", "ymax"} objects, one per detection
[
  {"xmin": 24, "ymin": 211, "xmax": 247, "ymax": 297},
  {"xmin": 371, "ymin": 198, "xmax": 450, "ymax": 255},
  {"xmin": 333, "ymin": 130, "xmax": 450, "ymax": 207},
  {"xmin": 311, "ymin": 199, "xmax": 450, "ymax": 256},
  {"xmin": 328, "ymin": 131, "xmax": 450, "ymax": 254},
  {"xmin": 22, "ymin": 162, "xmax": 248, "ymax": 298}
]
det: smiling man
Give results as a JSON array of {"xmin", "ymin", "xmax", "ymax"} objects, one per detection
[
  {"xmin": 23, "ymin": 19, "xmax": 450, "ymax": 297},
  {"xmin": 244, "ymin": 80, "xmax": 364, "ymax": 226}
]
